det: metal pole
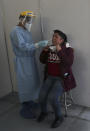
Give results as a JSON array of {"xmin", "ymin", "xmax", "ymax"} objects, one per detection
[
  {"xmin": 39, "ymin": 0, "xmax": 44, "ymax": 40},
  {"xmin": 0, "ymin": 8, "xmax": 14, "ymax": 94}
]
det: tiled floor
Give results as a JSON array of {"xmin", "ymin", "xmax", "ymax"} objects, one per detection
[{"xmin": 0, "ymin": 92, "xmax": 90, "ymax": 131}]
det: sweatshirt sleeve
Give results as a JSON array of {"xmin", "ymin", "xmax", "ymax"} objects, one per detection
[
  {"xmin": 39, "ymin": 50, "xmax": 49, "ymax": 64},
  {"xmin": 57, "ymin": 47, "xmax": 74, "ymax": 67}
]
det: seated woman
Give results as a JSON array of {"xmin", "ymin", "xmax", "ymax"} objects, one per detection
[{"xmin": 37, "ymin": 30, "xmax": 76, "ymax": 128}]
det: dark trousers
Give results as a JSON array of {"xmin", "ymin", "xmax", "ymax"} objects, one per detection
[{"xmin": 39, "ymin": 75, "xmax": 63, "ymax": 118}]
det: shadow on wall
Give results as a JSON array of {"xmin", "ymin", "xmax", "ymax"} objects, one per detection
[
  {"xmin": 41, "ymin": 17, "xmax": 52, "ymax": 40},
  {"xmin": 72, "ymin": 48, "xmax": 88, "ymax": 105}
]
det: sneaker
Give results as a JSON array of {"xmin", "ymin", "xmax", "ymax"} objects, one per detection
[
  {"xmin": 37, "ymin": 112, "xmax": 47, "ymax": 122},
  {"xmin": 51, "ymin": 116, "xmax": 64, "ymax": 128}
]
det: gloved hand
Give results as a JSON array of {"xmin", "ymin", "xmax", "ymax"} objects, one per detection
[
  {"xmin": 35, "ymin": 40, "xmax": 48, "ymax": 48},
  {"xmin": 38, "ymin": 40, "xmax": 48, "ymax": 47}
]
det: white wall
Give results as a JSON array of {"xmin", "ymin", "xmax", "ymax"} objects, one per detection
[{"xmin": 40, "ymin": 0, "xmax": 90, "ymax": 107}]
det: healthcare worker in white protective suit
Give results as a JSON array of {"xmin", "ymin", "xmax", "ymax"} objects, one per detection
[{"xmin": 10, "ymin": 11, "xmax": 48, "ymax": 119}]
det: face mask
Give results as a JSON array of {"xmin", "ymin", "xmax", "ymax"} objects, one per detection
[{"xmin": 25, "ymin": 23, "xmax": 32, "ymax": 32}]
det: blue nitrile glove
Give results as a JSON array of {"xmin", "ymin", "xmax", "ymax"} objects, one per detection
[
  {"xmin": 35, "ymin": 40, "xmax": 48, "ymax": 48},
  {"xmin": 37, "ymin": 40, "xmax": 48, "ymax": 47}
]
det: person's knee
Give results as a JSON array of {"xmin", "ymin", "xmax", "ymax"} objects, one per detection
[{"xmin": 49, "ymin": 95, "xmax": 60, "ymax": 106}]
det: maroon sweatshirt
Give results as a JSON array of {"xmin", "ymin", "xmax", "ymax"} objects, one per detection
[{"xmin": 40, "ymin": 44, "xmax": 76, "ymax": 92}]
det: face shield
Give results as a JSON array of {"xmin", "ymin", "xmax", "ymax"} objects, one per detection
[
  {"xmin": 19, "ymin": 11, "xmax": 36, "ymax": 32},
  {"xmin": 24, "ymin": 16, "xmax": 34, "ymax": 32}
]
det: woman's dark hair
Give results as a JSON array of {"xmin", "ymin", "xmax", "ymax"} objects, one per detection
[{"xmin": 53, "ymin": 30, "xmax": 67, "ymax": 45}]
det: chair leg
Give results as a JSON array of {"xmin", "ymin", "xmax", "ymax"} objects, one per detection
[
  {"xmin": 63, "ymin": 91, "xmax": 74, "ymax": 117},
  {"xmin": 64, "ymin": 92, "xmax": 68, "ymax": 117},
  {"xmin": 69, "ymin": 91, "xmax": 74, "ymax": 103}
]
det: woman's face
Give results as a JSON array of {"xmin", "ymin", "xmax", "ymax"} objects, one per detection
[{"xmin": 52, "ymin": 33, "xmax": 64, "ymax": 46}]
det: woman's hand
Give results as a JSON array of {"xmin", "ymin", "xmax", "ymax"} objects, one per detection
[{"xmin": 43, "ymin": 46, "xmax": 49, "ymax": 51}]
